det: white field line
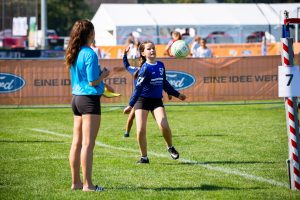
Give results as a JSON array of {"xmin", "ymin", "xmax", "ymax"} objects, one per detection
[{"xmin": 30, "ymin": 128, "xmax": 288, "ymax": 188}]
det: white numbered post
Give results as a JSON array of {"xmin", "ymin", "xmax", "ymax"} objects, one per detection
[
  {"xmin": 278, "ymin": 65, "xmax": 300, "ymax": 97},
  {"xmin": 281, "ymin": 12, "xmax": 300, "ymax": 191}
]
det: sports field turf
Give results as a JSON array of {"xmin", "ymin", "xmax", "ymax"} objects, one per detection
[{"xmin": 1, "ymin": 101, "xmax": 300, "ymax": 199}]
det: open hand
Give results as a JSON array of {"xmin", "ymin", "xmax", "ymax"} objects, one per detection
[
  {"xmin": 123, "ymin": 106, "xmax": 132, "ymax": 114},
  {"xmin": 101, "ymin": 67, "xmax": 110, "ymax": 79},
  {"xmin": 178, "ymin": 94, "xmax": 186, "ymax": 101},
  {"xmin": 123, "ymin": 46, "xmax": 130, "ymax": 55}
]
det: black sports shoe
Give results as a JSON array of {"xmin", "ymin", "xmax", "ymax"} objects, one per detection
[
  {"xmin": 124, "ymin": 132, "xmax": 130, "ymax": 137},
  {"xmin": 168, "ymin": 146, "xmax": 179, "ymax": 160},
  {"xmin": 137, "ymin": 157, "xmax": 149, "ymax": 164}
]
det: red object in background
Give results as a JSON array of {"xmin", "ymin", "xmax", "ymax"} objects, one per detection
[
  {"xmin": 246, "ymin": 31, "xmax": 265, "ymax": 43},
  {"xmin": 0, "ymin": 29, "xmax": 27, "ymax": 49},
  {"xmin": 2, "ymin": 36, "xmax": 27, "ymax": 48},
  {"xmin": 206, "ymin": 31, "xmax": 234, "ymax": 44}
]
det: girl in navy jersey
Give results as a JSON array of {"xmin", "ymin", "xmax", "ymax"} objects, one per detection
[
  {"xmin": 124, "ymin": 41, "xmax": 186, "ymax": 163},
  {"xmin": 122, "ymin": 46, "xmax": 173, "ymax": 138}
]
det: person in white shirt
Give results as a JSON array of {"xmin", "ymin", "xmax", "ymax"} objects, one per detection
[
  {"xmin": 190, "ymin": 35, "xmax": 201, "ymax": 57},
  {"xmin": 164, "ymin": 31, "xmax": 182, "ymax": 57},
  {"xmin": 195, "ymin": 38, "xmax": 212, "ymax": 58},
  {"xmin": 90, "ymin": 40, "xmax": 101, "ymax": 60},
  {"xmin": 128, "ymin": 38, "xmax": 141, "ymax": 59}
]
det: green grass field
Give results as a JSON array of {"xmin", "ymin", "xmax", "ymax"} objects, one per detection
[{"xmin": 1, "ymin": 102, "xmax": 300, "ymax": 199}]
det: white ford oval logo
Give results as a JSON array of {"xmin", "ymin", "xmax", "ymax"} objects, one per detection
[{"xmin": 166, "ymin": 70, "xmax": 195, "ymax": 90}]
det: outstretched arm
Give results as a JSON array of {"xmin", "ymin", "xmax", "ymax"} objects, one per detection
[
  {"xmin": 123, "ymin": 46, "xmax": 138, "ymax": 75},
  {"xmin": 163, "ymin": 67, "xmax": 186, "ymax": 101},
  {"xmin": 123, "ymin": 46, "xmax": 130, "ymax": 69}
]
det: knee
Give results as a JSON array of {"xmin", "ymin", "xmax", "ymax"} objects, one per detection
[
  {"xmin": 71, "ymin": 140, "xmax": 82, "ymax": 151},
  {"xmin": 82, "ymin": 140, "xmax": 95, "ymax": 150},
  {"xmin": 158, "ymin": 118, "xmax": 169, "ymax": 130}
]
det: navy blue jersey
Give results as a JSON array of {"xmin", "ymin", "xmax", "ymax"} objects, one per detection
[{"xmin": 128, "ymin": 61, "xmax": 180, "ymax": 107}]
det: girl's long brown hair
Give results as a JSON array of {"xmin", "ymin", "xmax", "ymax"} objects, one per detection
[
  {"xmin": 65, "ymin": 19, "xmax": 94, "ymax": 69},
  {"xmin": 134, "ymin": 40, "xmax": 154, "ymax": 79}
]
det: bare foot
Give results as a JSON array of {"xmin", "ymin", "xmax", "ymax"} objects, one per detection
[
  {"xmin": 71, "ymin": 183, "xmax": 83, "ymax": 190},
  {"xmin": 83, "ymin": 185, "xmax": 104, "ymax": 192}
]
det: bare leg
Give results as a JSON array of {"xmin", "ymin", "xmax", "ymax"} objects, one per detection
[
  {"xmin": 135, "ymin": 109, "xmax": 149, "ymax": 157},
  {"xmin": 153, "ymin": 107, "xmax": 172, "ymax": 147},
  {"xmin": 125, "ymin": 108, "xmax": 135, "ymax": 136},
  {"xmin": 69, "ymin": 116, "xmax": 83, "ymax": 190},
  {"xmin": 81, "ymin": 114, "xmax": 100, "ymax": 191}
]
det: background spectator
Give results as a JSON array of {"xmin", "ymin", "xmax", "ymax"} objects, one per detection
[
  {"xmin": 190, "ymin": 35, "xmax": 201, "ymax": 57},
  {"xmin": 195, "ymin": 38, "xmax": 212, "ymax": 58},
  {"xmin": 164, "ymin": 31, "xmax": 182, "ymax": 57},
  {"xmin": 90, "ymin": 40, "xmax": 101, "ymax": 60},
  {"xmin": 127, "ymin": 38, "xmax": 141, "ymax": 59}
]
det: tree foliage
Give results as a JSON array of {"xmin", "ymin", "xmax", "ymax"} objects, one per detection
[{"xmin": 47, "ymin": 0, "xmax": 92, "ymax": 36}]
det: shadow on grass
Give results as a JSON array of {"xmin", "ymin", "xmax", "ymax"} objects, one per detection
[
  {"xmin": 163, "ymin": 134, "xmax": 228, "ymax": 138},
  {"xmin": 148, "ymin": 184, "xmax": 263, "ymax": 191},
  {"xmin": 180, "ymin": 160, "xmax": 276, "ymax": 165},
  {"xmin": 111, "ymin": 184, "xmax": 263, "ymax": 191},
  {"xmin": 0, "ymin": 140, "xmax": 65, "ymax": 143},
  {"xmin": 194, "ymin": 134, "xmax": 228, "ymax": 137}
]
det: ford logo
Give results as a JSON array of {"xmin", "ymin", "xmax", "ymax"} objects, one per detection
[
  {"xmin": 166, "ymin": 70, "xmax": 195, "ymax": 90},
  {"xmin": 0, "ymin": 73, "xmax": 25, "ymax": 93}
]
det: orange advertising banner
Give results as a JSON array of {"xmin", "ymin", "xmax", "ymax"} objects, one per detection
[
  {"xmin": 99, "ymin": 43, "xmax": 300, "ymax": 59},
  {"xmin": 0, "ymin": 56, "xmax": 282, "ymax": 105}
]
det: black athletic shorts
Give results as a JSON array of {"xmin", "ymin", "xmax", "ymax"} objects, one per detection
[
  {"xmin": 71, "ymin": 95, "xmax": 101, "ymax": 116},
  {"xmin": 134, "ymin": 97, "xmax": 164, "ymax": 111}
]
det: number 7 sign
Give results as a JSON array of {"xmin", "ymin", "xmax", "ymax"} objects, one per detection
[{"xmin": 278, "ymin": 66, "xmax": 300, "ymax": 97}]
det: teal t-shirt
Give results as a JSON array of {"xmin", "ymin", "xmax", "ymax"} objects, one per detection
[{"xmin": 70, "ymin": 46, "xmax": 104, "ymax": 95}]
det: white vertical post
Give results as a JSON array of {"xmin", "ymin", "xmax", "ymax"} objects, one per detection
[
  {"xmin": 281, "ymin": 37, "xmax": 300, "ymax": 190},
  {"xmin": 41, "ymin": 0, "xmax": 47, "ymax": 49}
]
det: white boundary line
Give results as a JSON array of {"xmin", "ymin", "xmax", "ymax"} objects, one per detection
[{"xmin": 30, "ymin": 128, "xmax": 288, "ymax": 188}]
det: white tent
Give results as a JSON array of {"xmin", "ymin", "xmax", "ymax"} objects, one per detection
[
  {"xmin": 143, "ymin": 4, "xmax": 201, "ymax": 44},
  {"xmin": 269, "ymin": 3, "xmax": 300, "ymax": 41},
  {"xmin": 257, "ymin": 3, "xmax": 300, "ymax": 42},
  {"xmin": 270, "ymin": 3, "xmax": 300, "ymax": 19},
  {"xmin": 92, "ymin": 4, "xmax": 157, "ymax": 45},
  {"xmin": 216, "ymin": 4, "xmax": 271, "ymax": 43},
  {"xmin": 145, "ymin": 3, "xmax": 271, "ymax": 43},
  {"xmin": 92, "ymin": 3, "xmax": 300, "ymax": 45}
]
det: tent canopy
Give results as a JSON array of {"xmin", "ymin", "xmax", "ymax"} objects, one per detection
[{"xmin": 92, "ymin": 3, "xmax": 300, "ymax": 45}]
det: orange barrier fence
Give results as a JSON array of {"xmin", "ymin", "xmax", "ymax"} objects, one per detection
[
  {"xmin": 0, "ymin": 56, "xmax": 281, "ymax": 105},
  {"xmin": 100, "ymin": 43, "xmax": 300, "ymax": 59},
  {"xmin": 0, "ymin": 55, "xmax": 288, "ymax": 105}
]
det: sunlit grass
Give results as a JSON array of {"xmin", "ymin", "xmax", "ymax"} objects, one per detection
[{"xmin": 1, "ymin": 102, "xmax": 300, "ymax": 199}]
